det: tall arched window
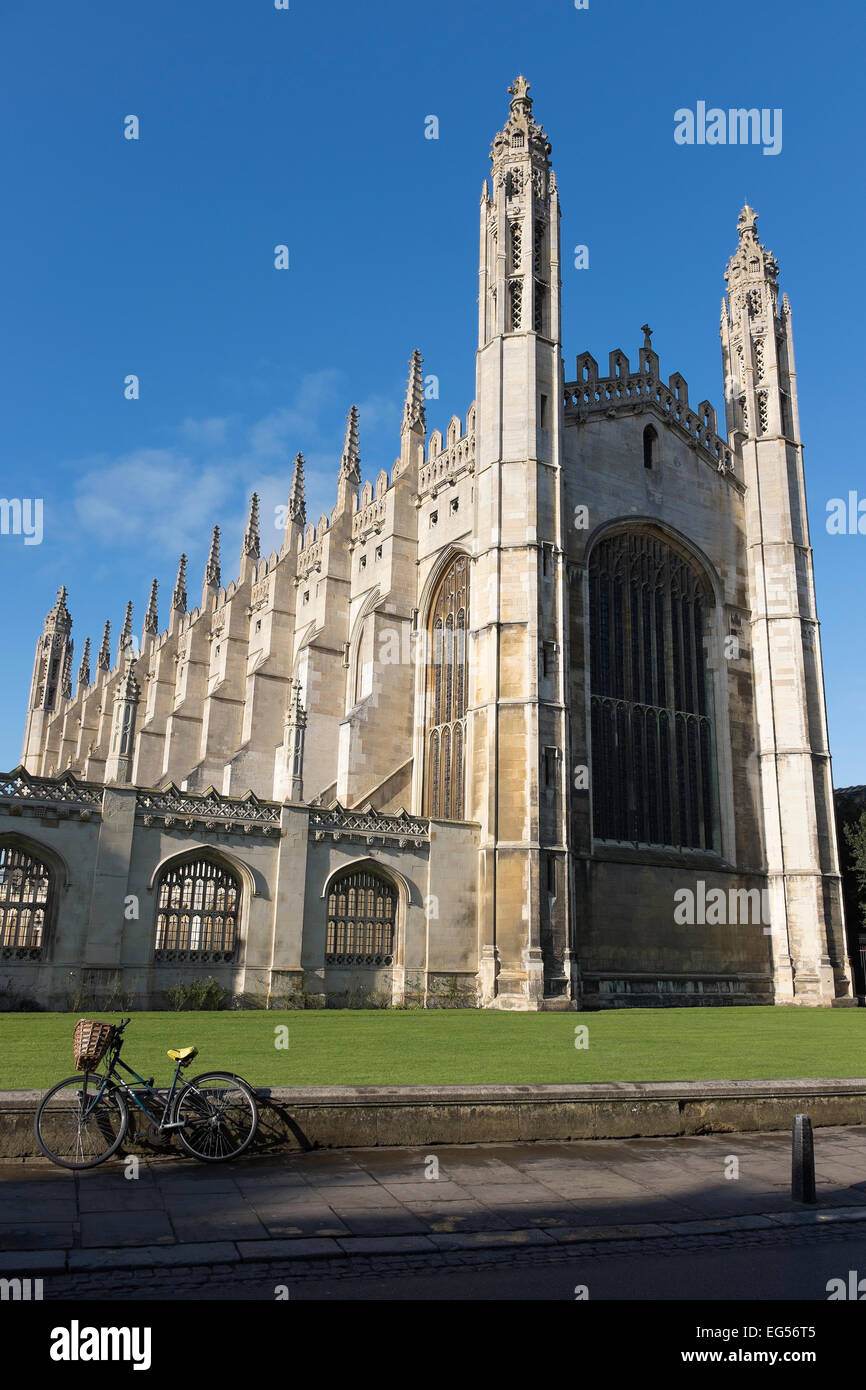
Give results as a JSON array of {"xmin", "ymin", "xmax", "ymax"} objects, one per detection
[
  {"xmin": 589, "ymin": 530, "xmax": 718, "ymax": 851},
  {"xmin": 326, "ymin": 866, "xmax": 397, "ymax": 966},
  {"xmin": 154, "ymin": 857, "xmax": 240, "ymax": 959},
  {"xmin": 0, "ymin": 843, "xmax": 51, "ymax": 955},
  {"xmin": 643, "ymin": 425, "xmax": 658, "ymax": 469},
  {"xmin": 424, "ymin": 554, "xmax": 470, "ymax": 819}
]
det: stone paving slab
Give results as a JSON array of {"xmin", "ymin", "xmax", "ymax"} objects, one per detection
[{"xmin": 2, "ymin": 1126, "xmax": 866, "ymax": 1274}]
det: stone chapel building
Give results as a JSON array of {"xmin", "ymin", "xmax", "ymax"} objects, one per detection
[{"xmin": 0, "ymin": 78, "xmax": 852, "ymax": 1011}]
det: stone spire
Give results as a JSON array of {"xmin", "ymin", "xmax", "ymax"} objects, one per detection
[
  {"xmin": 49, "ymin": 586, "xmax": 72, "ymax": 632},
  {"xmin": 105, "ymin": 656, "xmax": 140, "ymax": 784},
  {"xmin": 144, "ymin": 580, "xmax": 159, "ymax": 635},
  {"xmin": 719, "ymin": 205, "xmax": 851, "ymax": 1005},
  {"xmin": 172, "ymin": 554, "xmax": 188, "ymax": 612},
  {"xmin": 284, "ymin": 679, "xmax": 307, "ymax": 802},
  {"xmin": 242, "ymin": 493, "xmax": 261, "ymax": 560},
  {"xmin": 97, "ymin": 621, "xmax": 111, "ymax": 671},
  {"xmin": 402, "ymin": 352, "xmax": 426, "ymax": 433},
  {"xmin": 77, "ymin": 637, "xmax": 91, "ymax": 690},
  {"xmin": 61, "ymin": 640, "xmax": 74, "ymax": 700},
  {"xmin": 397, "ymin": 351, "xmax": 427, "ymax": 477},
  {"xmin": 288, "ymin": 453, "xmax": 306, "ymax": 526},
  {"xmin": 479, "ymin": 76, "xmax": 560, "ymax": 348},
  {"xmin": 119, "ymin": 601, "xmax": 134, "ymax": 657},
  {"xmin": 340, "ymin": 406, "xmax": 361, "ymax": 484},
  {"xmin": 204, "ymin": 526, "xmax": 221, "ymax": 588}
]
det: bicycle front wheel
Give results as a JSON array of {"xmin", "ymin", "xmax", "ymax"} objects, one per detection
[
  {"xmin": 173, "ymin": 1071, "xmax": 259, "ymax": 1163},
  {"xmin": 35, "ymin": 1073, "xmax": 129, "ymax": 1170}
]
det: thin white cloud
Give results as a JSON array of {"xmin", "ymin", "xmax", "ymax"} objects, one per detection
[{"xmin": 73, "ymin": 450, "xmax": 233, "ymax": 556}]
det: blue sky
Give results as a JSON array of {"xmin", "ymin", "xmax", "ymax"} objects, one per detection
[{"xmin": 1, "ymin": 0, "xmax": 863, "ymax": 783}]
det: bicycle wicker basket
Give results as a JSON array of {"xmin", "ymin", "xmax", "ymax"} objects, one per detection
[{"xmin": 72, "ymin": 1019, "xmax": 116, "ymax": 1072}]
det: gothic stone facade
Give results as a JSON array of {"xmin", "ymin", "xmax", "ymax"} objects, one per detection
[{"xmin": 3, "ymin": 79, "xmax": 852, "ymax": 1011}]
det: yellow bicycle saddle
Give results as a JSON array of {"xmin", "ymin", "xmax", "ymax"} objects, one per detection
[{"xmin": 167, "ymin": 1046, "xmax": 198, "ymax": 1062}]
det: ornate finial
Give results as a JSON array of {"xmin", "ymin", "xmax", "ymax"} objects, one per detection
[
  {"xmin": 288, "ymin": 453, "xmax": 306, "ymax": 525},
  {"xmin": 78, "ymin": 637, "xmax": 91, "ymax": 690},
  {"xmin": 285, "ymin": 678, "xmax": 307, "ymax": 730},
  {"xmin": 243, "ymin": 494, "xmax": 260, "ymax": 559},
  {"xmin": 144, "ymin": 579, "xmax": 159, "ymax": 634},
  {"xmin": 119, "ymin": 601, "xmax": 134, "ymax": 655},
  {"xmin": 340, "ymin": 406, "xmax": 361, "ymax": 483},
  {"xmin": 641, "ymin": 324, "xmax": 653, "ymax": 350},
  {"xmin": 97, "ymin": 621, "xmax": 111, "ymax": 671},
  {"xmin": 172, "ymin": 554, "xmax": 188, "ymax": 612},
  {"xmin": 738, "ymin": 203, "xmax": 758, "ymax": 241},
  {"xmin": 402, "ymin": 351, "xmax": 426, "ymax": 432},
  {"xmin": 205, "ymin": 526, "xmax": 221, "ymax": 587},
  {"xmin": 508, "ymin": 75, "xmax": 532, "ymax": 107}
]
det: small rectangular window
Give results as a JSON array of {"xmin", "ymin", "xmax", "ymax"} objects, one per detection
[
  {"xmin": 430, "ymin": 510, "xmax": 438, "ymax": 527},
  {"xmin": 450, "ymin": 497, "xmax": 459, "ymax": 514},
  {"xmin": 539, "ymin": 393, "xmax": 548, "ymax": 428},
  {"xmin": 375, "ymin": 545, "xmax": 382, "ymax": 560},
  {"xmin": 543, "ymin": 745, "xmax": 560, "ymax": 787}
]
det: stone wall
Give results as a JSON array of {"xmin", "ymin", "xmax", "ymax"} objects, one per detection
[{"xmin": 0, "ymin": 773, "xmax": 478, "ymax": 1011}]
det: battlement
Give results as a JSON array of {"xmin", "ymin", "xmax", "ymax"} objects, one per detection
[
  {"xmin": 564, "ymin": 343, "xmax": 735, "ymax": 476},
  {"xmin": 419, "ymin": 405, "xmax": 476, "ymax": 497}
]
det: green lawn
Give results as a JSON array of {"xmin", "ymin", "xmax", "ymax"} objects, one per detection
[{"xmin": 1, "ymin": 1007, "xmax": 865, "ymax": 1091}]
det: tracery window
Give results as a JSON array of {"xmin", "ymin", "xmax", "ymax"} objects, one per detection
[
  {"xmin": 424, "ymin": 554, "xmax": 470, "ymax": 820},
  {"xmin": 589, "ymin": 531, "xmax": 718, "ymax": 851},
  {"xmin": 154, "ymin": 857, "xmax": 239, "ymax": 959},
  {"xmin": 326, "ymin": 867, "xmax": 396, "ymax": 965},
  {"xmin": 509, "ymin": 279, "xmax": 523, "ymax": 331},
  {"xmin": 0, "ymin": 844, "xmax": 51, "ymax": 954}
]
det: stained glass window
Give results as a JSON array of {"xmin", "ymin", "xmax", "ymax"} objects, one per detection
[{"xmin": 589, "ymin": 531, "xmax": 719, "ymax": 850}]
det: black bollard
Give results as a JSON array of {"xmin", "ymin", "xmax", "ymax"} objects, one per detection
[{"xmin": 792, "ymin": 1113, "xmax": 816, "ymax": 1203}]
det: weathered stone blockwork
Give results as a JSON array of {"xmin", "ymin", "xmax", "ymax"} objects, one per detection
[{"xmin": 6, "ymin": 79, "xmax": 851, "ymax": 1011}]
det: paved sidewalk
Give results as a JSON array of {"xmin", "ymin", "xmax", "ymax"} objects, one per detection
[{"xmin": 2, "ymin": 1126, "xmax": 866, "ymax": 1275}]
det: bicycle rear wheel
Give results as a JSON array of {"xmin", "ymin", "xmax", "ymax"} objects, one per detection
[
  {"xmin": 173, "ymin": 1071, "xmax": 258, "ymax": 1162},
  {"xmin": 35, "ymin": 1073, "xmax": 129, "ymax": 1169}
]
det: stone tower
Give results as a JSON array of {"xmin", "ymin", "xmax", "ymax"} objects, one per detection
[
  {"xmin": 22, "ymin": 587, "xmax": 74, "ymax": 771},
  {"xmin": 721, "ymin": 205, "xmax": 851, "ymax": 1003},
  {"xmin": 473, "ymin": 77, "xmax": 568, "ymax": 1007}
]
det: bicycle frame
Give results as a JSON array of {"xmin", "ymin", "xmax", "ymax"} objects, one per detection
[{"xmin": 82, "ymin": 1038, "xmax": 190, "ymax": 1131}]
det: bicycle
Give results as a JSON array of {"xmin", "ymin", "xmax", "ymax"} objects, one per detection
[{"xmin": 35, "ymin": 1017, "xmax": 259, "ymax": 1170}]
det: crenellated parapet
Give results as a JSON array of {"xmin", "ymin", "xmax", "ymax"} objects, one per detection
[
  {"xmin": 418, "ymin": 406, "xmax": 476, "ymax": 498},
  {"xmin": 564, "ymin": 337, "xmax": 736, "ymax": 479}
]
